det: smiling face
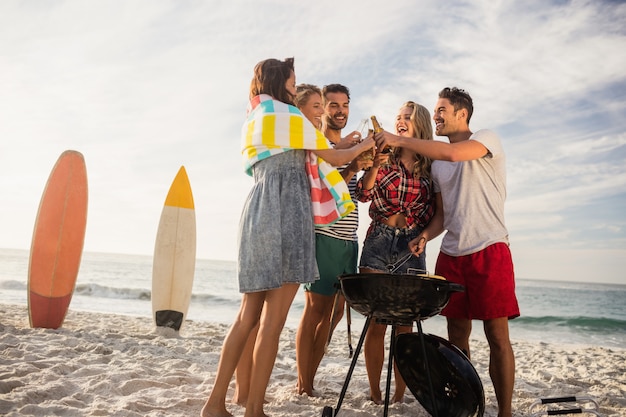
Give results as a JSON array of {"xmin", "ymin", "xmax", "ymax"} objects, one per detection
[
  {"xmin": 299, "ymin": 92, "xmax": 324, "ymax": 129},
  {"xmin": 433, "ymin": 97, "xmax": 466, "ymax": 137},
  {"xmin": 323, "ymin": 91, "xmax": 350, "ymax": 131},
  {"xmin": 395, "ymin": 106, "xmax": 416, "ymax": 137}
]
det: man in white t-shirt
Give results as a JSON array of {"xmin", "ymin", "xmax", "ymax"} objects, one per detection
[{"xmin": 375, "ymin": 87, "xmax": 519, "ymax": 417}]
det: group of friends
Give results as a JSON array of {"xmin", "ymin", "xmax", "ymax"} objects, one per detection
[{"xmin": 201, "ymin": 57, "xmax": 520, "ymax": 417}]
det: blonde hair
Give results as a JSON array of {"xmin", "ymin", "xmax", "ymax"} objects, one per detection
[
  {"xmin": 390, "ymin": 101, "xmax": 433, "ymax": 178},
  {"xmin": 295, "ymin": 83, "xmax": 321, "ymax": 108}
]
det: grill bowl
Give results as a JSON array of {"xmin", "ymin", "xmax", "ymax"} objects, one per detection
[{"xmin": 339, "ymin": 273, "xmax": 464, "ymax": 324}]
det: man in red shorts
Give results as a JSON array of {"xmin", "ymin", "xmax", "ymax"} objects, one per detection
[{"xmin": 375, "ymin": 87, "xmax": 519, "ymax": 417}]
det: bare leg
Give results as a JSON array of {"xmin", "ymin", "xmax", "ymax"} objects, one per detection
[
  {"xmin": 391, "ymin": 324, "xmax": 412, "ymax": 403},
  {"xmin": 359, "ymin": 267, "xmax": 387, "ymax": 404},
  {"xmin": 296, "ymin": 291, "xmax": 337, "ymax": 395},
  {"xmin": 313, "ymin": 294, "xmax": 344, "ymax": 372},
  {"xmin": 447, "ymin": 317, "xmax": 472, "ymax": 358},
  {"xmin": 484, "ymin": 318, "xmax": 515, "ymax": 417},
  {"xmin": 302, "ymin": 292, "xmax": 344, "ymax": 394},
  {"xmin": 244, "ymin": 283, "xmax": 300, "ymax": 417},
  {"xmin": 331, "ymin": 301, "xmax": 345, "ymax": 331},
  {"xmin": 296, "ymin": 292, "xmax": 345, "ymax": 396},
  {"xmin": 201, "ymin": 293, "xmax": 266, "ymax": 417},
  {"xmin": 295, "ymin": 291, "xmax": 318, "ymax": 395},
  {"xmin": 364, "ymin": 320, "xmax": 387, "ymax": 405},
  {"xmin": 232, "ymin": 323, "xmax": 259, "ymax": 406}
]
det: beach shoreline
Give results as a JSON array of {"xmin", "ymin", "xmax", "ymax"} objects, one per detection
[{"xmin": 1, "ymin": 303, "xmax": 625, "ymax": 417}]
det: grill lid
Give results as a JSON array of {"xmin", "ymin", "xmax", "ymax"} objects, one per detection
[{"xmin": 395, "ymin": 333, "xmax": 485, "ymax": 417}]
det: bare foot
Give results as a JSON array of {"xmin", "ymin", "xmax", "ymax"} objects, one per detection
[
  {"xmin": 200, "ymin": 401, "xmax": 233, "ymax": 417},
  {"xmin": 296, "ymin": 378, "xmax": 311, "ymax": 395},
  {"xmin": 297, "ymin": 387, "xmax": 321, "ymax": 397},
  {"xmin": 297, "ymin": 385, "xmax": 314, "ymax": 396},
  {"xmin": 391, "ymin": 394, "xmax": 404, "ymax": 403},
  {"xmin": 369, "ymin": 393, "xmax": 383, "ymax": 405},
  {"xmin": 231, "ymin": 396, "xmax": 246, "ymax": 407},
  {"xmin": 243, "ymin": 407, "xmax": 269, "ymax": 417}
]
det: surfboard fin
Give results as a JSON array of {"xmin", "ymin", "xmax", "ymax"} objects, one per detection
[{"xmin": 155, "ymin": 310, "xmax": 184, "ymax": 331}]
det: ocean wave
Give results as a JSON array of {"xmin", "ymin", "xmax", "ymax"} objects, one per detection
[
  {"xmin": 1, "ymin": 278, "xmax": 241, "ymax": 305},
  {"xmin": 0, "ymin": 280, "xmax": 25, "ymax": 290},
  {"xmin": 190, "ymin": 293, "xmax": 235, "ymax": 304},
  {"xmin": 514, "ymin": 315, "xmax": 626, "ymax": 333},
  {"xmin": 74, "ymin": 283, "xmax": 236, "ymax": 305},
  {"xmin": 75, "ymin": 283, "xmax": 151, "ymax": 300},
  {"xmin": 0, "ymin": 280, "xmax": 151, "ymax": 301}
]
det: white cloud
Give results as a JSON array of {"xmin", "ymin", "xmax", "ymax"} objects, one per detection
[
  {"xmin": 557, "ymin": 133, "xmax": 626, "ymax": 157},
  {"xmin": 0, "ymin": 0, "xmax": 625, "ymax": 283}
]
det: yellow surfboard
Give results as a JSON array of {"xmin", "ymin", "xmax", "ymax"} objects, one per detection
[
  {"xmin": 151, "ymin": 166, "xmax": 196, "ymax": 331},
  {"xmin": 28, "ymin": 150, "xmax": 88, "ymax": 329}
]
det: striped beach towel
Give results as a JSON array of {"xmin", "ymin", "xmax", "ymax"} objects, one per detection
[{"xmin": 242, "ymin": 94, "xmax": 354, "ymax": 225}]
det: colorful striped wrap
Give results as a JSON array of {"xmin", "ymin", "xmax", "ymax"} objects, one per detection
[{"xmin": 242, "ymin": 94, "xmax": 355, "ymax": 225}]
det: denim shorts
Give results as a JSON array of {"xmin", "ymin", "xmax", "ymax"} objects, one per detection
[{"xmin": 359, "ymin": 222, "xmax": 426, "ymax": 274}]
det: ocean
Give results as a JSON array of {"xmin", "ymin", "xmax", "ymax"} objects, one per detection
[{"xmin": 1, "ymin": 248, "xmax": 624, "ymax": 349}]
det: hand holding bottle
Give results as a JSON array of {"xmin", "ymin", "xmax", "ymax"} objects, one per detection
[{"xmin": 371, "ymin": 115, "xmax": 393, "ymax": 154}]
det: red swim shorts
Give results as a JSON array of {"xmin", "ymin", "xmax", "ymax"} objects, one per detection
[{"xmin": 436, "ymin": 242, "xmax": 520, "ymax": 320}]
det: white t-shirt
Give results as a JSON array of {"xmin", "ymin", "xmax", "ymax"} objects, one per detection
[{"xmin": 432, "ymin": 129, "xmax": 509, "ymax": 256}]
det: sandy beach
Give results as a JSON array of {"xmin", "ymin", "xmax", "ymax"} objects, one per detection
[{"xmin": 1, "ymin": 303, "xmax": 624, "ymax": 417}]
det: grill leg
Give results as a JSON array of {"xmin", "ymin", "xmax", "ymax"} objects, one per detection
[
  {"xmin": 331, "ymin": 315, "xmax": 372, "ymax": 416},
  {"xmin": 383, "ymin": 325, "xmax": 396, "ymax": 417},
  {"xmin": 417, "ymin": 320, "xmax": 439, "ymax": 417}
]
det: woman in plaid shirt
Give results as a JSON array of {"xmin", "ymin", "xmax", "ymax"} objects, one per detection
[{"xmin": 354, "ymin": 101, "xmax": 435, "ymax": 404}]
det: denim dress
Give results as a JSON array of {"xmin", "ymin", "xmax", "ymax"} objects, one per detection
[{"xmin": 237, "ymin": 150, "xmax": 319, "ymax": 292}]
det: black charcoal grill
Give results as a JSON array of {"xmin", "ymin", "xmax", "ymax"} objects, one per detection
[{"xmin": 321, "ymin": 273, "xmax": 484, "ymax": 417}]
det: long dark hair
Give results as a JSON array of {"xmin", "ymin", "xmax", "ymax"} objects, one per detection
[{"xmin": 249, "ymin": 57, "xmax": 295, "ymax": 104}]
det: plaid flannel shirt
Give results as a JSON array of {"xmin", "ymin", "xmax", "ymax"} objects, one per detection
[{"xmin": 355, "ymin": 161, "xmax": 435, "ymax": 232}]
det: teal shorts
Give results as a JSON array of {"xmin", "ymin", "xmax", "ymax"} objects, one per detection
[{"xmin": 304, "ymin": 234, "xmax": 358, "ymax": 296}]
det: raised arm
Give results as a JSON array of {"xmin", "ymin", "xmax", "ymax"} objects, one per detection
[
  {"xmin": 313, "ymin": 137, "xmax": 375, "ymax": 166},
  {"xmin": 376, "ymin": 130, "xmax": 488, "ymax": 162}
]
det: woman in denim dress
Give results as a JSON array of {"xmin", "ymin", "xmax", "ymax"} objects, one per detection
[{"xmin": 201, "ymin": 57, "xmax": 373, "ymax": 417}]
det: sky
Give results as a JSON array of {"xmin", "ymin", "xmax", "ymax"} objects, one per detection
[{"xmin": 1, "ymin": 0, "xmax": 625, "ymax": 285}]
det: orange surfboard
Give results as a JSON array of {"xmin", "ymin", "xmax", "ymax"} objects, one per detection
[{"xmin": 28, "ymin": 150, "xmax": 88, "ymax": 329}]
